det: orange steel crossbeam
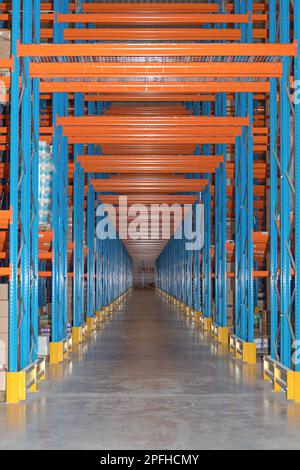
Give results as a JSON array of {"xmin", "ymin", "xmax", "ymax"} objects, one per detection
[
  {"xmin": 0, "ymin": 58, "xmax": 13, "ymax": 69},
  {"xmin": 77, "ymin": 157, "xmax": 269, "ymax": 178},
  {"xmin": 56, "ymin": 13, "xmax": 265, "ymax": 24},
  {"xmin": 84, "ymin": 93, "xmax": 266, "ymax": 102},
  {"xmin": 68, "ymin": 136, "xmax": 240, "ymax": 145},
  {"xmin": 84, "ymin": 94, "xmax": 214, "ymax": 102},
  {"xmin": 18, "ymin": 43, "xmax": 297, "ymax": 57},
  {"xmin": 99, "ymin": 195, "xmax": 198, "ymax": 205},
  {"xmin": 0, "ymin": 2, "xmax": 268, "ymax": 13},
  {"xmin": 58, "ymin": 116, "xmax": 249, "ymax": 126},
  {"xmin": 61, "ymin": 28, "xmax": 267, "ymax": 41},
  {"xmin": 91, "ymin": 178, "xmax": 208, "ymax": 193},
  {"xmin": 78, "ymin": 157, "xmax": 224, "ymax": 174},
  {"xmin": 31, "ymin": 62, "xmax": 282, "ymax": 78},
  {"xmin": 65, "ymin": 135, "xmax": 266, "ymax": 145},
  {"xmin": 39, "ymin": 82, "xmax": 271, "ymax": 94},
  {"xmin": 63, "ymin": 126, "xmax": 244, "ymax": 136}
]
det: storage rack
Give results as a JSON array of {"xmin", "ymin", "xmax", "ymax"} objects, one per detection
[{"xmin": 0, "ymin": 0, "xmax": 299, "ymax": 403}]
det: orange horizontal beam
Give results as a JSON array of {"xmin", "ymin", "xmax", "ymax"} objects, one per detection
[
  {"xmin": 31, "ymin": 61, "xmax": 280, "ymax": 78},
  {"xmin": 0, "ymin": 1, "xmax": 220, "ymax": 11},
  {"xmin": 58, "ymin": 116, "xmax": 249, "ymax": 126},
  {"xmin": 0, "ymin": 12, "xmax": 53, "ymax": 20},
  {"xmin": 78, "ymin": 160, "xmax": 268, "ymax": 177},
  {"xmin": 68, "ymin": 136, "xmax": 239, "ymax": 144},
  {"xmin": 91, "ymin": 178, "xmax": 208, "ymax": 193},
  {"xmin": 40, "ymin": 82, "xmax": 270, "ymax": 94},
  {"xmin": 79, "ymin": 155, "xmax": 224, "ymax": 162},
  {"xmin": 226, "ymin": 271, "xmax": 270, "ymax": 279},
  {"xmin": 0, "ymin": 267, "xmax": 10, "ymax": 277},
  {"xmin": 63, "ymin": 126, "xmax": 243, "ymax": 137},
  {"xmin": 63, "ymin": 28, "xmax": 244, "ymax": 41},
  {"xmin": 38, "ymin": 271, "xmax": 52, "ymax": 278},
  {"xmin": 97, "ymin": 145, "xmax": 197, "ymax": 155},
  {"xmin": 57, "ymin": 13, "xmax": 259, "ymax": 24},
  {"xmin": 62, "ymin": 28, "xmax": 267, "ymax": 41},
  {"xmin": 0, "ymin": 58, "xmax": 12, "ymax": 69},
  {"xmin": 84, "ymin": 94, "xmax": 216, "ymax": 102},
  {"xmin": 0, "ymin": 2, "xmax": 264, "ymax": 13},
  {"xmin": 18, "ymin": 43, "xmax": 297, "ymax": 58},
  {"xmin": 99, "ymin": 195, "xmax": 198, "ymax": 205},
  {"xmin": 79, "ymin": 3, "xmax": 221, "ymax": 12},
  {"xmin": 39, "ymin": 253, "xmax": 53, "ymax": 260}
]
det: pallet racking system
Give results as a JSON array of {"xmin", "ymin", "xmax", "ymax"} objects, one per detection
[{"xmin": 0, "ymin": 0, "xmax": 299, "ymax": 403}]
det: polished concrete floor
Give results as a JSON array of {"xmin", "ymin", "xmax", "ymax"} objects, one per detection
[{"xmin": 0, "ymin": 289, "xmax": 300, "ymax": 450}]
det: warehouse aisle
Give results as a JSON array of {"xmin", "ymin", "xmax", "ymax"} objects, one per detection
[{"xmin": 0, "ymin": 289, "xmax": 299, "ymax": 450}]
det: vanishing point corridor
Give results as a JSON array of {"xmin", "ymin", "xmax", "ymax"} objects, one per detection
[{"xmin": 0, "ymin": 290, "xmax": 299, "ymax": 450}]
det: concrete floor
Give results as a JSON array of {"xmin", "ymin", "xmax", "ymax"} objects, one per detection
[{"xmin": 0, "ymin": 289, "xmax": 300, "ymax": 450}]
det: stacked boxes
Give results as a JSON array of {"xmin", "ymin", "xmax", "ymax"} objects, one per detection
[
  {"xmin": 38, "ymin": 335, "xmax": 49, "ymax": 357},
  {"xmin": 226, "ymin": 272, "xmax": 235, "ymax": 330},
  {"xmin": 68, "ymin": 282, "xmax": 73, "ymax": 323},
  {"xmin": 0, "ymin": 30, "xmax": 10, "ymax": 77},
  {"xmin": 38, "ymin": 304, "xmax": 51, "ymax": 356},
  {"xmin": 38, "ymin": 141, "xmax": 54, "ymax": 231}
]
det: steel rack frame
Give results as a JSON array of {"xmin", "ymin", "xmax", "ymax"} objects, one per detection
[{"xmin": 2, "ymin": 0, "xmax": 300, "ymax": 404}]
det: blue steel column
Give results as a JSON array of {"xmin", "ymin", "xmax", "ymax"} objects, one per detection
[
  {"xmin": 240, "ymin": 98, "xmax": 247, "ymax": 342},
  {"xmin": 87, "ymin": 102, "xmax": 96, "ymax": 319},
  {"xmin": 215, "ymin": 92, "xmax": 227, "ymax": 328},
  {"xmin": 193, "ymin": 195, "xmax": 201, "ymax": 311},
  {"xmin": 52, "ymin": 0, "xmax": 69, "ymax": 343},
  {"xmin": 215, "ymin": 167, "xmax": 220, "ymax": 324},
  {"xmin": 186, "ymin": 207, "xmax": 193, "ymax": 308},
  {"xmin": 220, "ymin": 161, "xmax": 227, "ymax": 327},
  {"xmin": 19, "ymin": 0, "xmax": 32, "ymax": 368},
  {"xmin": 247, "ymin": 0, "xmax": 254, "ymax": 344},
  {"xmin": 280, "ymin": 0, "xmax": 292, "ymax": 368},
  {"xmin": 96, "ymin": 207, "xmax": 103, "ymax": 311},
  {"xmin": 102, "ymin": 234, "xmax": 108, "ymax": 307},
  {"xmin": 247, "ymin": 92, "xmax": 254, "ymax": 342},
  {"xmin": 215, "ymin": 160, "xmax": 227, "ymax": 327},
  {"xmin": 269, "ymin": 0, "xmax": 278, "ymax": 359},
  {"xmin": 193, "ymin": 101, "xmax": 201, "ymax": 312},
  {"xmin": 235, "ymin": 96, "xmax": 242, "ymax": 339},
  {"xmin": 202, "ymin": 100, "xmax": 211, "ymax": 319},
  {"xmin": 8, "ymin": 0, "xmax": 21, "ymax": 372},
  {"xmin": 61, "ymin": 97, "xmax": 69, "ymax": 340},
  {"xmin": 234, "ymin": 0, "xmax": 254, "ymax": 344},
  {"xmin": 107, "ymin": 228, "xmax": 110, "ymax": 305},
  {"xmin": 181, "ymin": 220, "xmax": 186, "ymax": 304},
  {"xmin": 295, "ymin": 0, "xmax": 300, "ymax": 370},
  {"xmin": 73, "ymin": 93, "xmax": 85, "ymax": 327},
  {"xmin": 95, "ymin": 102, "xmax": 103, "ymax": 312},
  {"xmin": 31, "ymin": 0, "xmax": 41, "ymax": 361},
  {"xmin": 202, "ymin": 183, "xmax": 211, "ymax": 318}
]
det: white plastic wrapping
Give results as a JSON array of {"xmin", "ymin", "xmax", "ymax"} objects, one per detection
[{"xmin": 38, "ymin": 141, "xmax": 54, "ymax": 231}]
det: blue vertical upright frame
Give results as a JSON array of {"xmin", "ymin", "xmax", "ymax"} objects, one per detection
[
  {"xmin": 295, "ymin": 0, "xmax": 300, "ymax": 370},
  {"xmin": 202, "ymin": 183, "xmax": 211, "ymax": 318},
  {"xmin": 19, "ymin": 0, "xmax": 32, "ymax": 369},
  {"xmin": 280, "ymin": 0, "xmax": 292, "ymax": 368},
  {"xmin": 31, "ymin": 0, "xmax": 41, "ymax": 362},
  {"xmin": 269, "ymin": 0, "xmax": 278, "ymax": 359},
  {"xmin": 8, "ymin": 0, "xmax": 21, "ymax": 372},
  {"xmin": 52, "ymin": 0, "xmax": 69, "ymax": 343},
  {"xmin": 73, "ymin": 94, "xmax": 85, "ymax": 327},
  {"xmin": 87, "ymin": 102, "xmax": 96, "ymax": 319}
]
